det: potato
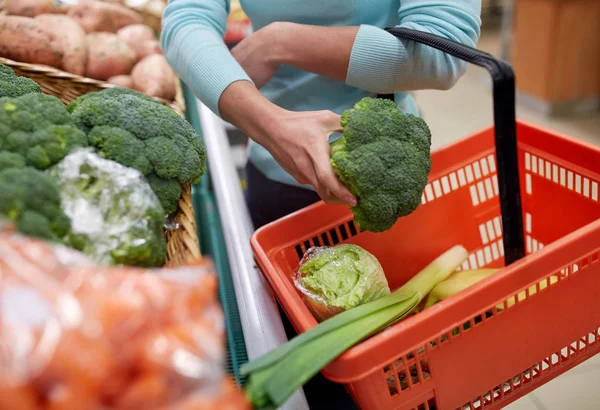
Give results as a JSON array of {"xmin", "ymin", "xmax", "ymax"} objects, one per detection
[
  {"xmin": 4, "ymin": 0, "xmax": 55, "ymax": 17},
  {"xmin": 34, "ymin": 15, "xmax": 88, "ymax": 76},
  {"xmin": 67, "ymin": 1, "xmax": 143, "ymax": 33},
  {"xmin": 107, "ymin": 75, "xmax": 134, "ymax": 88},
  {"xmin": 131, "ymin": 54, "xmax": 177, "ymax": 101},
  {"xmin": 0, "ymin": 16, "xmax": 63, "ymax": 68},
  {"xmin": 136, "ymin": 40, "xmax": 163, "ymax": 61},
  {"xmin": 86, "ymin": 33, "xmax": 137, "ymax": 81}
]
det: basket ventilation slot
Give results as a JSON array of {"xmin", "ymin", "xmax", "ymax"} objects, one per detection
[
  {"xmin": 294, "ymin": 220, "xmax": 359, "ymax": 260},
  {"xmin": 524, "ymin": 152, "xmax": 600, "ymax": 201}
]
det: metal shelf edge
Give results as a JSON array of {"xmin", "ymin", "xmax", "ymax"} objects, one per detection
[{"xmin": 196, "ymin": 100, "xmax": 310, "ymax": 410}]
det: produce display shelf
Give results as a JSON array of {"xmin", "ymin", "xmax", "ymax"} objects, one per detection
[
  {"xmin": 183, "ymin": 83, "xmax": 310, "ymax": 410},
  {"xmin": 183, "ymin": 86, "xmax": 249, "ymax": 384}
]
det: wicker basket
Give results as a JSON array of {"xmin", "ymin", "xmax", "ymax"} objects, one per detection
[{"xmin": 0, "ymin": 57, "xmax": 202, "ymax": 268}]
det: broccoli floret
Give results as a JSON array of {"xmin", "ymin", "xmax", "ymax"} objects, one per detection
[
  {"xmin": 0, "ymin": 167, "xmax": 71, "ymax": 241},
  {"xmin": 0, "ymin": 64, "xmax": 42, "ymax": 98},
  {"xmin": 88, "ymin": 126, "xmax": 152, "ymax": 175},
  {"xmin": 330, "ymin": 97, "xmax": 432, "ymax": 233},
  {"xmin": 49, "ymin": 149, "xmax": 167, "ymax": 267},
  {"xmin": 0, "ymin": 94, "xmax": 87, "ymax": 170},
  {"xmin": 66, "ymin": 87, "xmax": 157, "ymax": 113},
  {"xmin": 69, "ymin": 88, "xmax": 206, "ymax": 213},
  {"xmin": 0, "ymin": 151, "xmax": 26, "ymax": 170},
  {"xmin": 145, "ymin": 173, "xmax": 182, "ymax": 214}
]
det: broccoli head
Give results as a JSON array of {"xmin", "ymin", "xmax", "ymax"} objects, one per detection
[
  {"xmin": 0, "ymin": 93, "xmax": 87, "ymax": 170},
  {"xmin": 49, "ymin": 149, "xmax": 167, "ymax": 267},
  {"xmin": 0, "ymin": 64, "xmax": 42, "ymax": 98},
  {"xmin": 145, "ymin": 173, "xmax": 182, "ymax": 214},
  {"xmin": 0, "ymin": 151, "xmax": 26, "ymax": 171},
  {"xmin": 69, "ymin": 88, "xmax": 206, "ymax": 213},
  {"xmin": 0, "ymin": 167, "xmax": 71, "ymax": 241},
  {"xmin": 330, "ymin": 97, "xmax": 432, "ymax": 233}
]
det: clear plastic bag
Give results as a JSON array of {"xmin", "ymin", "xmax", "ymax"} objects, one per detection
[
  {"xmin": 0, "ymin": 231, "xmax": 250, "ymax": 410},
  {"xmin": 293, "ymin": 244, "xmax": 391, "ymax": 322},
  {"xmin": 48, "ymin": 149, "xmax": 167, "ymax": 267}
]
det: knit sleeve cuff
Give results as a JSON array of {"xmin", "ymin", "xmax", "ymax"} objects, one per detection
[{"xmin": 345, "ymin": 24, "xmax": 406, "ymax": 93}]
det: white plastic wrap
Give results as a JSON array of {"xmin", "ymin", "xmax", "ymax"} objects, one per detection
[
  {"xmin": 293, "ymin": 244, "xmax": 391, "ymax": 322},
  {"xmin": 48, "ymin": 149, "xmax": 167, "ymax": 267}
]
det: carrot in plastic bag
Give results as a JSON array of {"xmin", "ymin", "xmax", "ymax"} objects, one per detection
[
  {"xmin": 0, "ymin": 385, "xmax": 42, "ymax": 410},
  {"xmin": 44, "ymin": 384, "xmax": 102, "ymax": 410},
  {"xmin": 114, "ymin": 373, "xmax": 170, "ymax": 410},
  {"xmin": 163, "ymin": 378, "xmax": 251, "ymax": 410}
]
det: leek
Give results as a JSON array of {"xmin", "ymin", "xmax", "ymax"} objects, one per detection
[{"xmin": 241, "ymin": 245, "xmax": 468, "ymax": 409}]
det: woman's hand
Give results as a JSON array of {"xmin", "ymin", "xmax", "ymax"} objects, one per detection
[
  {"xmin": 262, "ymin": 109, "xmax": 357, "ymax": 206},
  {"xmin": 231, "ymin": 23, "xmax": 282, "ymax": 89},
  {"xmin": 219, "ymin": 81, "xmax": 357, "ymax": 206}
]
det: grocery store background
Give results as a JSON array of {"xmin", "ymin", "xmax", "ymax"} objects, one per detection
[{"xmin": 222, "ymin": 1, "xmax": 600, "ymax": 409}]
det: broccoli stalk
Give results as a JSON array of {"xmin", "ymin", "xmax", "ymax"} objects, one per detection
[{"xmin": 330, "ymin": 97, "xmax": 432, "ymax": 233}]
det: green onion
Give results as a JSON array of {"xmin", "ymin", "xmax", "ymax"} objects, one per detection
[{"xmin": 241, "ymin": 245, "xmax": 468, "ymax": 409}]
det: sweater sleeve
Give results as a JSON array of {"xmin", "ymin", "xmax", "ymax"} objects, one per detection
[
  {"xmin": 160, "ymin": 0, "xmax": 252, "ymax": 116},
  {"xmin": 345, "ymin": 0, "xmax": 482, "ymax": 94}
]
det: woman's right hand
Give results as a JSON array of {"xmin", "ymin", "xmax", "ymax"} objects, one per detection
[
  {"xmin": 261, "ymin": 109, "xmax": 357, "ymax": 206},
  {"xmin": 219, "ymin": 81, "xmax": 357, "ymax": 207}
]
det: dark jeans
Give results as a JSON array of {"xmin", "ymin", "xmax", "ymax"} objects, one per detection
[{"xmin": 244, "ymin": 161, "xmax": 358, "ymax": 410}]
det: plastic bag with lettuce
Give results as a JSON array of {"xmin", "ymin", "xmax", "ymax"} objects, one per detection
[{"xmin": 294, "ymin": 244, "xmax": 391, "ymax": 321}]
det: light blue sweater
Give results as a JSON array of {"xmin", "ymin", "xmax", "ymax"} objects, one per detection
[{"xmin": 161, "ymin": 0, "xmax": 482, "ymax": 188}]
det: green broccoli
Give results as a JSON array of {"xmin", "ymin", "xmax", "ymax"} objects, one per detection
[
  {"xmin": 330, "ymin": 97, "xmax": 432, "ymax": 233},
  {"xmin": 0, "ymin": 93, "xmax": 87, "ymax": 170},
  {"xmin": 66, "ymin": 87, "xmax": 157, "ymax": 113},
  {"xmin": 69, "ymin": 88, "xmax": 206, "ymax": 214},
  {"xmin": 0, "ymin": 64, "xmax": 42, "ymax": 98},
  {"xmin": 0, "ymin": 167, "xmax": 71, "ymax": 241},
  {"xmin": 145, "ymin": 173, "xmax": 182, "ymax": 214},
  {"xmin": 49, "ymin": 149, "xmax": 167, "ymax": 267},
  {"xmin": 0, "ymin": 151, "xmax": 26, "ymax": 170}
]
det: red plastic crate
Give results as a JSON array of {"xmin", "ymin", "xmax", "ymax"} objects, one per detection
[{"xmin": 251, "ymin": 120, "xmax": 600, "ymax": 409}]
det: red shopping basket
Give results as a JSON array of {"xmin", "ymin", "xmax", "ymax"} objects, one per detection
[{"xmin": 251, "ymin": 29, "xmax": 600, "ymax": 410}]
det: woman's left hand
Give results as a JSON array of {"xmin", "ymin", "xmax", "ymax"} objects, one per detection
[{"xmin": 231, "ymin": 23, "xmax": 283, "ymax": 89}]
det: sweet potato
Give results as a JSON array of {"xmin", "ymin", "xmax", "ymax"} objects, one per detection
[
  {"xmin": 0, "ymin": 16, "xmax": 63, "ymax": 68},
  {"xmin": 107, "ymin": 75, "xmax": 134, "ymax": 88},
  {"xmin": 131, "ymin": 54, "xmax": 177, "ymax": 101},
  {"xmin": 136, "ymin": 39, "xmax": 163, "ymax": 61},
  {"xmin": 117, "ymin": 24, "xmax": 156, "ymax": 60},
  {"xmin": 86, "ymin": 33, "xmax": 136, "ymax": 81},
  {"xmin": 67, "ymin": 1, "xmax": 143, "ymax": 33},
  {"xmin": 4, "ymin": 0, "xmax": 55, "ymax": 17},
  {"xmin": 34, "ymin": 14, "xmax": 88, "ymax": 76}
]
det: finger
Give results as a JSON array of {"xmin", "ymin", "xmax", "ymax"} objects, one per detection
[
  {"xmin": 320, "ymin": 111, "xmax": 343, "ymax": 133},
  {"xmin": 313, "ymin": 157, "xmax": 357, "ymax": 207}
]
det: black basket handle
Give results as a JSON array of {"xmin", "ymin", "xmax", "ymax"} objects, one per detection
[{"xmin": 380, "ymin": 28, "xmax": 525, "ymax": 265}]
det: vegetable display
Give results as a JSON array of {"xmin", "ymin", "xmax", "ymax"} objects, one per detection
[
  {"xmin": 331, "ymin": 97, "xmax": 432, "ymax": 233},
  {"xmin": 295, "ymin": 244, "xmax": 391, "ymax": 321},
  {"xmin": 0, "ymin": 65, "xmax": 206, "ymax": 268},
  {"xmin": 49, "ymin": 149, "xmax": 167, "ymax": 267},
  {"xmin": 242, "ymin": 244, "xmax": 468, "ymax": 409},
  {"xmin": 0, "ymin": 231, "xmax": 251, "ymax": 410}
]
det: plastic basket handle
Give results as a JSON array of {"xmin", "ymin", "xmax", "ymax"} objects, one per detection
[{"xmin": 379, "ymin": 27, "xmax": 525, "ymax": 265}]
